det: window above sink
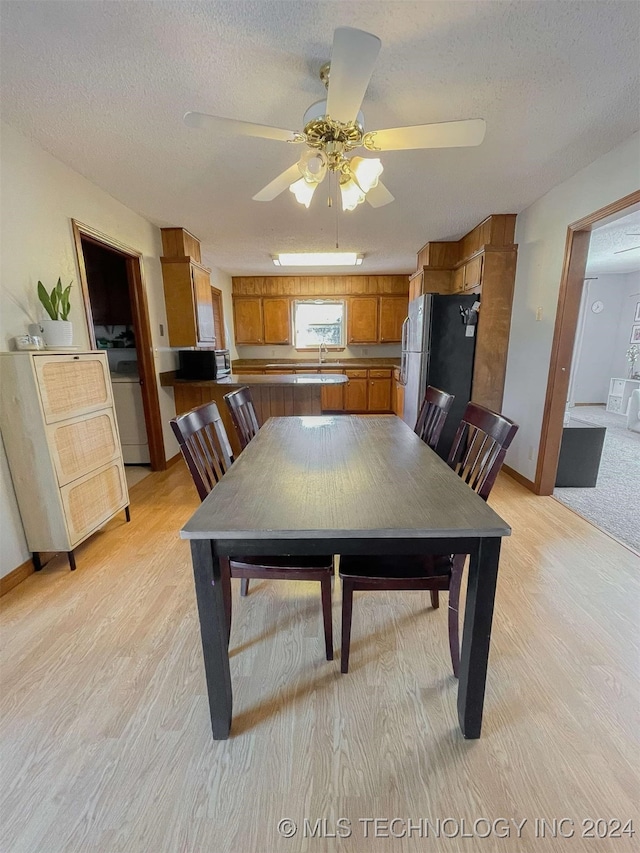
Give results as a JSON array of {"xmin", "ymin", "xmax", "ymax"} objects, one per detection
[{"xmin": 293, "ymin": 300, "xmax": 345, "ymax": 350}]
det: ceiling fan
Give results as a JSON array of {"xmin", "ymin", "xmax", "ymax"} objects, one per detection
[{"xmin": 184, "ymin": 27, "xmax": 486, "ymax": 211}]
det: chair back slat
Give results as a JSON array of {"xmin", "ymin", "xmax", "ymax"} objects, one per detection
[
  {"xmin": 224, "ymin": 387, "xmax": 261, "ymax": 450},
  {"xmin": 170, "ymin": 402, "xmax": 233, "ymax": 501},
  {"xmin": 414, "ymin": 386, "xmax": 455, "ymax": 450},
  {"xmin": 447, "ymin": 402, "xmax": 518, "ymax": 500}
]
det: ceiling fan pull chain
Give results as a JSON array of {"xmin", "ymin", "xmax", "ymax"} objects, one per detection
[{"xmin": 335, "ymin": 178, "xmax": 340, "ymax": 249}]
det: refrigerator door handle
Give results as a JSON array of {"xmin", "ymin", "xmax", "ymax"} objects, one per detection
[{"xmin": 400, "ymin": 317, "xmax": 409, "ymax": 384}]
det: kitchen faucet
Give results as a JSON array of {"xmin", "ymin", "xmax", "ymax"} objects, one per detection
[{"xmin": 318, "ymin": 342, "xmax": 328, "ymax": 365}]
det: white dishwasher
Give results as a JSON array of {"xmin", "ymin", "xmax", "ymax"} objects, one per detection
[{"xmin": 110, "ymin": 365, "xmax": 150, "ymax": 464}]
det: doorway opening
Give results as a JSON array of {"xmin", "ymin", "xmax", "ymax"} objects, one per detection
[
  {"xmin": 72, "ymin": 220, "xmax": 166, "ymax": 472},
  {"xmin": 535, "ymin": 190, "xmax": 640, "ymax": 551}
]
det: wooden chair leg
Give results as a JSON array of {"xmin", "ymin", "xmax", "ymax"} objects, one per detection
[
  {"xmin": 341, "ymin": 579, "xmax": 354, "ymax": 674},
  {"xmin": 32, "ymin": 552, "xmax": 42, "ymax": 571},
  {"xmin": 240, "ymin": 578, "xmax": 250, "ymax": 597},
  {"xmin": 448, "ymin": 556, "xmax": 465, "ymax": 677},
  {"xmin": 320, "ymin": 575, "xmax": 333, "ymax": 661},
  {"xmin": 68, "ymin": 551, "xmax": 76, "ymax": 571},
  {"xmin": 430, "ymin": 590, "xmax": 440, "ymax": 609}
]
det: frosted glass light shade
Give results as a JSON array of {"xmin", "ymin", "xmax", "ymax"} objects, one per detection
[
  {"xmin": 289, "ymin": 178, "xmax": 317, "ymax": 208},
  {"xmin": 350, "ymin": 156, "xmax": 383, "ymax": 192},
  {"xmin": 340, "ymin": 177, "xmax": 366, "ymax": 212}
]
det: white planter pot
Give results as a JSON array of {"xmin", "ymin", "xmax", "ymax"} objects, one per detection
[{"xmin": 42, "ymin": 320, "xmax": 73, "ymax": 348}]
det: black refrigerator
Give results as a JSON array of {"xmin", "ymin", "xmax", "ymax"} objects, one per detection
[{"xmin": 400, "ymin": 292, "xmax": 479, "ymax": 458}]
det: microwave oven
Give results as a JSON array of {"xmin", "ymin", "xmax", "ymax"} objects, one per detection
[{"xmin": 177, "ymin": 349, "xmax": 231, "ymax": 380}]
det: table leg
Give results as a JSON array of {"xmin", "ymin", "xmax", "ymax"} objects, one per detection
[
  {"xmin": 457, "ymin": 537, "xmax": 501, "ymax": 739},
  {"xmin": 190, "ymin": 539, "xmax": 232, "ymax": 739}
]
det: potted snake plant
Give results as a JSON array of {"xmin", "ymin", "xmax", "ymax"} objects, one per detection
[{"xmin": 38, "ymin": 278, "xmax": 73, "ymax": 347}]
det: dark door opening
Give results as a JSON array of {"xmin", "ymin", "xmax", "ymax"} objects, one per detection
[{"xmin": 72, "ymin": 220, "xmax": 166, "ymax": 471}]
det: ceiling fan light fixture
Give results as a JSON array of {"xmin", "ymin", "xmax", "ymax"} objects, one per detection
[
  {"xmin": 289, "ymin": 177, "xmax": 317, "ymax": 208},
  {"xmin": 349, "ymin": 156, "xmax": 383, "ymax": 193},
  {"xmin": 340, "ymin": 176, "xmax": 366, "ymax": 212},
  {"xmin": 272, "ymin": 252, "xmax": 364, "ymax": 267}
]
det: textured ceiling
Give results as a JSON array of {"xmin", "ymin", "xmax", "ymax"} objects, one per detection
[
  {"xmin": 586, "ymin": 210, "xmax": 640, "ymax": 276},
  {"xmin": 1, "ymin": 1, "xmax": 639, "ymax": 275}
]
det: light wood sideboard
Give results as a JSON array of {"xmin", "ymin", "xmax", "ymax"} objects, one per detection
[{"xmin": 0, "ymin": 351, "xmax": 130, "ymax": 571}]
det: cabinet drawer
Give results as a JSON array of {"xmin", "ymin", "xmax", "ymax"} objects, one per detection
[
  {"xmin": 611, "ymin": 379, "xmax": 625, "ymax": 395},
  {"xmin": 345, "ymin": 369, "xmax": 367, "ymax": 378},
  {"xmin": 48, "ymin": 410, "xmax": 120, "ymax": 486},
  {"xmin": 34, "ymin": 354, "xmax": 112, "ymax": 423},
  {"xmin": 369, "ymin": 369, "xmax": 392, "ymax": 378},
  {"xmin": 61, "ymin": 460, "xmax": 127, "ymax": 547}
]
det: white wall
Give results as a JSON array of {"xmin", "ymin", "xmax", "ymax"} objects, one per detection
[
  {"xmin": 502, "ymin": 132, "xmax": 640, "ymax": 481},
  {"xmin": 0, "ymin": 123, "xmax": 184, "ymax": 577},
  {"xmin": 570, "ymin": 274, "xmax": 636, "ymax": 404},
  {"xmin": 201, "ymin": 254, "xmax": 236, "ymax": 360}
]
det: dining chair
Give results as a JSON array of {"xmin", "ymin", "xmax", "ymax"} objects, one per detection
[
  {"xmin": 223, "ymin": 386, "xmax": 261, "ymax": 596},
  {"xmin": 414, "ymin": 386, "xmax": 455, "ymax": 449},
  {"xmin": 339, "ymin": 402, "xmax": 518, "ymax": 675},
  {"xmin": 170, "ymin": 401, "xmax": 334, "ymax": 660},
  {"xmin": 223, "ymin": 386, "xmax": 261, "ymax": 450}
]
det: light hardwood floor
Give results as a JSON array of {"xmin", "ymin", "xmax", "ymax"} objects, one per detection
[{"xmin": 1, "ymin": 464, "xmax": 638, "ymax": 852}]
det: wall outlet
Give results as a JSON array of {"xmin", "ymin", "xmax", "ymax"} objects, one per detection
[
  {"xmin": 159, "ymin": 323, "xmax": 165, "ymax": 337},
  {"xmin": 362, "ymin": 348, "xmax": 369, "ymax": 356},
  {"xmin": 270, "ymin": 349, "xmax": 276, "ymax": 357},
  {"xmin": 528, "ymin": 446, "xmax": 534, "ymax": 461},
  {"xmin": 535, "ymin": 307, "xmax": 543, "ymax": 322}
]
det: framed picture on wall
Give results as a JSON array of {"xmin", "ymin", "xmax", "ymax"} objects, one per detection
[
  {"xmin": 631, "ymin": 324, "xmax": 640, "ymax": 344},
  {"xmin": 635, "ymin": 302, "xmax": 640, "ymax": 322}
]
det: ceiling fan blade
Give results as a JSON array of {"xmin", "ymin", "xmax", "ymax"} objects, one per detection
[
  {"xmin": 614, "ymin": 245, "xmax": 640, "ymax": 254},
  {"xmin": 252, "ymin": 163, "xmax": 302, "ymax": 202},
  {"xmin": 366, "ymin": 181, "xmax": 395, "ymax": 208},
  {"xmin": 184, "ymin": 111, "xmax": 300, "ymax": 143},
  {"xmin": 365, "ymin": 118, "xmax": 486, "ymax": 151},
  {"xmin": 325, "ymin": 27, "xmax": 381, "ymax": 124}
]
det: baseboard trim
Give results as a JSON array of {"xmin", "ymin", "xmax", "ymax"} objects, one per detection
[
  {"xmin": 0, "ymin": 558, "xmax": 35, "ymax": 597},
  {"xmin": 166, "ymin": 452, "xmax": 182, "ymax": 468},
  {"xmin": 503, "ymin": 465, "xmax": 537, "ymax": 493}
]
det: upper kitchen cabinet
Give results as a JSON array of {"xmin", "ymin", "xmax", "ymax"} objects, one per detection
[
  {"xmin": 378, "ymin": 296, "xmax": 409, "ymax": 343},
  {"xmin": 262, "ymin": 298, "xmax": 291, "ymax": 344},
  {"xmin": 160, "ymin": 228, "xmax": 216, "ymax": 348},
  {"xmin": 348, "ymin": 297, "xmax": 379, "ymax": 344},
  {"xmin": 234, "ymin": 297, "xmax": 264, "ymax": 345},
  {"xmin": 161, "ymin": 258, "xmax": 216, "ymax": 347}
]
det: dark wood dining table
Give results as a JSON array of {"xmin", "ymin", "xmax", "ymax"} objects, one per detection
[{"xmin": 181, "ymin": 415, "xmax": 511, "ymax": 741}]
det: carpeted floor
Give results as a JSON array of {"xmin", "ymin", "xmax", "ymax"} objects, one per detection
[{"xmin": 554, "ymin": 405, "xmax": 640, "ymax": 552}]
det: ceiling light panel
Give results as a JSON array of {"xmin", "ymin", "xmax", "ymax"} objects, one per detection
[{"xmin": 272, "ymin": 253, "xmax": 364, "ymax": 266}]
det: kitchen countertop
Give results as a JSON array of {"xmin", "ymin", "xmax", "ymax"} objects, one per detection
[
  {"xmin": 216, "ymin": 373, "xmax": 348, "ymax": 386},
  {"xmin": 160, "ymin": 371, "xmax": 347, "ymax": 387}
]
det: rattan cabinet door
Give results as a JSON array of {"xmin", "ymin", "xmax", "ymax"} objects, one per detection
[
  {"xmin": 47, "ymin": 410, "xmax": 120, "ymax": 487},
  {"xmin": 33, "ymin": 354, "xmax": 112, "ymax": 424},
  {"xmin": 60, "ymin": 461, "xmax": 127, "ymax": 546}
]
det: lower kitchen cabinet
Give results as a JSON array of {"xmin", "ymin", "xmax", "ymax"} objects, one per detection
[
  {"xmin": 321, "ymin": 381, "xmax": 344, "ymax": 411},
  {"xmin": 344, "ymin": 370, "xmax": 368, "ymax": 411},
  {"xmin": 368, "ymin": 369, "xmax": 392, "ymax": 412}
]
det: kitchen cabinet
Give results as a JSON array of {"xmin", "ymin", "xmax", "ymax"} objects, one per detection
[
  {"xmin": 233, "ymin": 298, "xmax": 264, "ymax": 345},
  {"xmin": 0, "ymin": 352, "xmax": 129, "ymax": 568},
  {"xmin": 161, "ymin": 258, "xmax": 216, "ymax": 347},
  {"xmin": 348, "ymin": 297, "xmax": 379, "ymax": 344},
  {"xmin": 464, "ymin": 254, "xmax": 483, "ymax": 291},
  {"xmin": 321, "ymin": 370, "xmax": 345, "ymax": 411},
  {"xmin": 379, "ymin": 296, "xmax": 408, "ymax": 343},
  {"xmin": 263, "ymin": 298, "xmax": 291, "ymax": 344},
  {"xmin": 344, "ymin": 369, "xmax": 368, "ymax": 410},
  {"xmin": 368, "ymin": 374, "xmax": 392, "ymax": 411},
  {"xmin": 451, "ymin": 266, "xmax": 465, "ymax": 294},
  {"xmin": 392, "ymin": 367, "xmax": 404, "ymax": 418}
]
